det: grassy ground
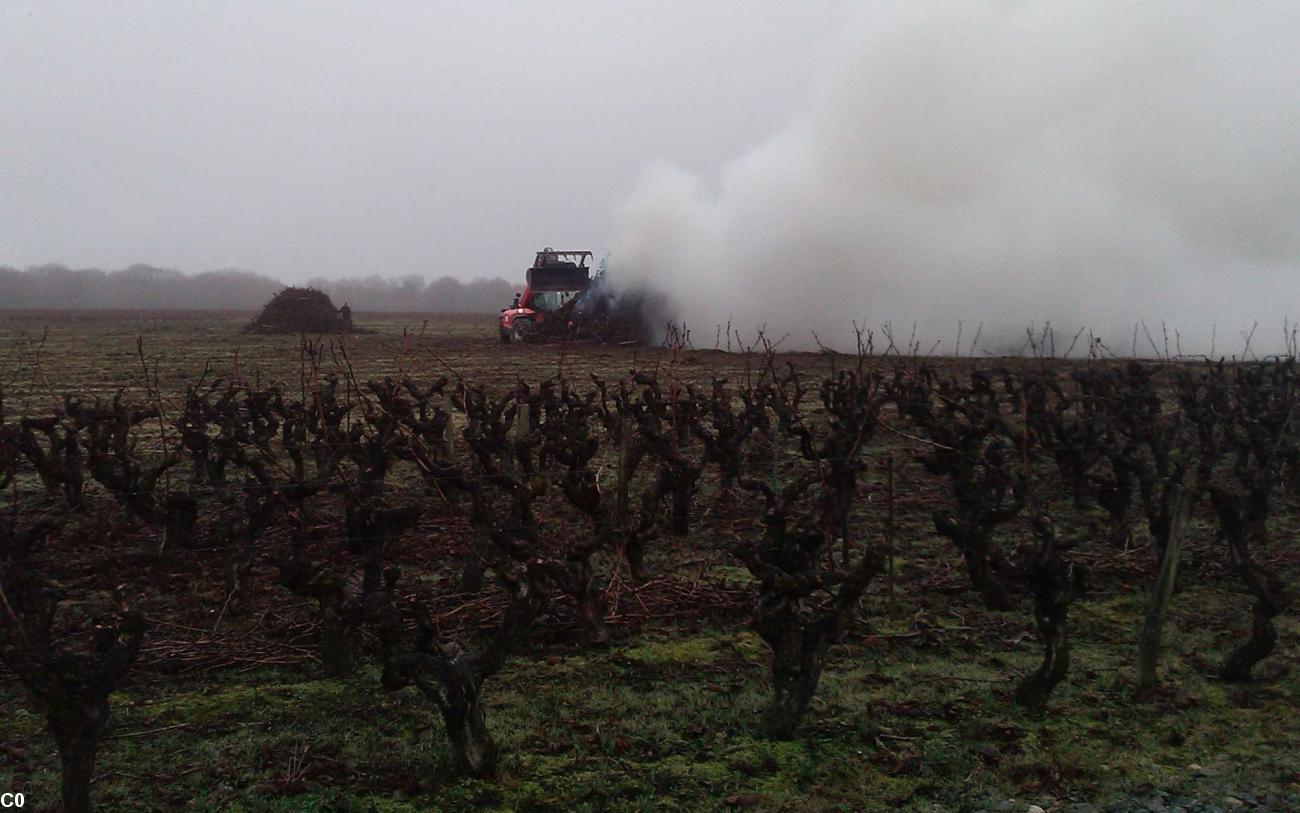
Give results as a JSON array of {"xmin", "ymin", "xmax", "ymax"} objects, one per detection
[{"xmin": 2, "ymin": 582, "xmax": 1297, "ymax": 812}]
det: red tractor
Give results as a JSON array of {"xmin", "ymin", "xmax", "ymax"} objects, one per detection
[{"xmin": 498, "ymin": 248, "xmax": 593, "ymax": 343}]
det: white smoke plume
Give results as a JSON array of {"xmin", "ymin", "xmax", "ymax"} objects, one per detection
[{"xmin": 613, "ymin": 2, "xmax": 1300, "ymax": 355}]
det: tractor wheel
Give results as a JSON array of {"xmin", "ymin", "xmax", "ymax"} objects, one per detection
[
  {"xmin": 510, "ymin": 318, "xmax": 533, "ymax": 344},
  {"xmin": 499, "ymin": 326, "xmax": 510, "ymax": 343}
]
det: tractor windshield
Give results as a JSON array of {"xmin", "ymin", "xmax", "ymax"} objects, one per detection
[{"xmin": 530, "ymin": 290, "xmax": 578, "ymax": 312}]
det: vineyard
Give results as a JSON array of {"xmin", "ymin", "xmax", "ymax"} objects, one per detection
[{"xmin": 1, "ymin": 313, "xmax": 1298, "ymax": 812}]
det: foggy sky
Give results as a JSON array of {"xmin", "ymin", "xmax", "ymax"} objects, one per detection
[
  {"xmin": 0, "ymin": 1, "xmax": 853, "ymax": 281},
  {"xmin": 7, "ymin": 3, "xmax": 1300, "ymax": 355}
]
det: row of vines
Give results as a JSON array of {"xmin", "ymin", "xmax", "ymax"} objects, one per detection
[{"xmin": 2, "ymin": 343, "xmax": 1297, "ymax": 811}]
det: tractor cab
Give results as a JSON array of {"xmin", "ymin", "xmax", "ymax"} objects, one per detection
[{"xmin": 499, "ymin": 248, "xmax": 593, "ymax": 342}]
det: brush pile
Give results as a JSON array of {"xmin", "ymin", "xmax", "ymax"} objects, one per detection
[{"xmin": 244, "ymin": 287, "xmax": 359, "ymax": 334}]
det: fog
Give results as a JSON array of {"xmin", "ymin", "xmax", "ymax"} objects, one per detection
[
  {"xmin": 613, "ymin": 2, "xmax": 1300, "ymax": 355},
  {"xmin": 0, "ymin": 2, "xmax": 850, "ymax": 284},
  {"xmin": 0, "ymin": 263, "xmax": 514, "ymax": 312}
]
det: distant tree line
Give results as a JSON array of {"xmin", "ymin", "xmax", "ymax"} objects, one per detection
[
  {"xmin": 0, "ymin": 264, "xmax": 517, "ymax": 313},
  {"xmin": 303, "ymin": 273, "xmax": 515, "ymax": 313}
]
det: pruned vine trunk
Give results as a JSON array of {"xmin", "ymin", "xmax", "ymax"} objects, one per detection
[
  {"xmin": 762, "ymin": 627, "xmax": 829, "ymax": 739},
  {"xmin": 574, "ymin": 573, "xmax": 609, "ymax": 647},
  {"xmin": 1211, "ymin": 486, "xmax": 1292, "ymax": 682},
  {"xmin": 1016, "ymin": 517, "xmax": 1084, "ymax": 712},
  {"xmin": 51, "ymin": 720, "xmax": 103, "ymax": 813},
  {"xmin": 1220, "ymin": 528, "xmax": 1290, "ymax": 682},
  {"xmin": 939, "ymin": 520, "xmax": 1012, "ymax": 611},
  {"xmin": 1017, "ymin": 620, "xmax": 1070, "ymax": 712},
  {"xmin": 1222, "ymin": 602, "xmax": 1280, "ymax": 682},
  {"xmin": 434, "ymin": 651, "xmax": 499, "ymax": 777},
  {"xmin": 670, "ymin": 476, "xmax": 692, "ymax": 535},
  {"xmin": 319, "ymin": 601, "xmax": 359, "ymax": 678},
  {"xmin": 460, "ymin": 532, "xmax": 489, "ymax": 592},
  {"xmin": 964, "ymin": 543, "xmax": 1012, "ymax": 612}
]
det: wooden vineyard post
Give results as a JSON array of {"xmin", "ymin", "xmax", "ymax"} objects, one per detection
[
  {"xmin": 770, "ymin": 422, "xmax": 781, "ymax": 491},
  {"xmin": 443, "ymin": 410, "xmax": 455, "ymax": 457},
  {"xmin": 1137, "ymin": 487, "xmax": 1193, "ymax": 697},
  {"xmin": 886, "ymin": 454, "xmax": 896, "ymax": 606},
  {"xmin": 616, "ymin": 416, "xmax": 630, "ymax": 533},
  {"xmin": 517, "ymin": 402, "xmax": 530, "ymax": 439}
]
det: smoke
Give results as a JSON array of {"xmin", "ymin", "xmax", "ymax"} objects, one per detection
[{"xmin": 613, "ymin": 2, "xmax": 1300, "ymax": 355}]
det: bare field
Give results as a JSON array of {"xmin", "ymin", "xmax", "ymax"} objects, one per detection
[{"xmin": 0, "ymin": 310, "xmax": 843, "ymax": 411}]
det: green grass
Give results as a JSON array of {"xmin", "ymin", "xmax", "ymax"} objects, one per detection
[{"xmin": 3, "ymin": 588, "xmax": 1297, "ymax": 812}]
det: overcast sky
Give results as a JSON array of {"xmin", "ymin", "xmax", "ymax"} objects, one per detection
[{"xmin": 0, "ymin": 1, "xmax": 855, "ymax": 282}]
